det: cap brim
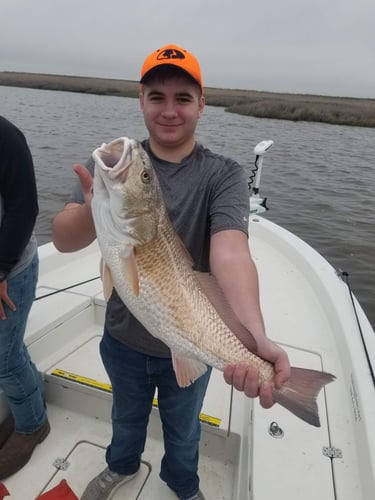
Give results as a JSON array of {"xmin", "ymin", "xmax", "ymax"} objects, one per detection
[{"xmin": 140, "ymin": 64, "xmax": 202, "ymax": 89}]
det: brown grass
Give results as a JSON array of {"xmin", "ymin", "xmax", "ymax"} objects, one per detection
[{"xmin": 1, "ymin": 71, "xmax": 375, "ymax": 128}]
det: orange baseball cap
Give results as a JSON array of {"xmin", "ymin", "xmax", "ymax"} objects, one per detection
[{"xmin": 140, "ymin": 44, "xmax": 203, "ymax": 89}]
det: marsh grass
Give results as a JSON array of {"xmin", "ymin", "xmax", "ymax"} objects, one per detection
[
  {"xmin": 1, "ymin": 71, "xmax": 374, "ymax": 128},
  {"xmin": 227, "ymin": 98, "xmax": 375, "ymax": 127}
]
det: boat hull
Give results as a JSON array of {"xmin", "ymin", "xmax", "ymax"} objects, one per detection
[{"xmin": 0, "ymin": 215, "xmax": 374, "ymax": 499}]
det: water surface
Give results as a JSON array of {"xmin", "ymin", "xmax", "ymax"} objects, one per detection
[{"xmin": 2, "ymin": 85, "xmax": 374, "ymax": 327}]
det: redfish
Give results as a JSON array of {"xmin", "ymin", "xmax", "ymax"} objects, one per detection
[{"xmin": 91, "ymin": 137, "xmax": 335, "ymax": 427}]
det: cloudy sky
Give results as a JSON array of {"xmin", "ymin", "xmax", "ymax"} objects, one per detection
[{"xmin": 1, "ymin": 0, "xmax": 374, "ymax": 98}]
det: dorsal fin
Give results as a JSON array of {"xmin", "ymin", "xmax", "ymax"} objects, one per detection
[
  {"xmin": 174, "ymin": 233, "xmax": 258, "ymax": 353},
  {"xmin": 194, "ymin": 271, "xmax": 258, "ymax": 353}
]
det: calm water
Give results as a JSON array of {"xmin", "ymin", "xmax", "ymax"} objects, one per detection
[{"xmin": 1, "ymin": 86, "xmax": 375, "ymax": 327}]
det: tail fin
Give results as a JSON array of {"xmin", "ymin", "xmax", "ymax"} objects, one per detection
[{"xmin": 273, "ymin": 367, "xmax": 335, "ymax": 427}]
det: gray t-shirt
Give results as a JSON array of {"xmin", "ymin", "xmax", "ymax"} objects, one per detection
[{"xmin": 69, "ymin": 141, "xmax": 250, "ymax": 357}]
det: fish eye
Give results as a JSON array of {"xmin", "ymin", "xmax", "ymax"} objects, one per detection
[{"xmin": 141, "ymin": 170, "xmax": 151, "ymax": 183}]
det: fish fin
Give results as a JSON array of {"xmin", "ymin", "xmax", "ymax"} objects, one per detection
[
  {"xmin": 121, "ymin": 249, "xmax": 140, "ymax": 296},
  {"xmin": 171, "ymin": 352, "xmax": 208, "ymax": 388},
  {"xmin": 194, "ymin": 271, "xmax": 258, "ymax": 352},
  {"xmin": 100, "ymin": 258, "xmax": 114, "ymax": 302},
  {"xmin": 273, "ymin": 367, "xmax": 336, "ymax": 427}
]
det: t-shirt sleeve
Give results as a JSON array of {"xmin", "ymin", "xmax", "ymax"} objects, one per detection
[{"xmin": 209, "ymin": 159, "xmax": 250, "ymax": 236}]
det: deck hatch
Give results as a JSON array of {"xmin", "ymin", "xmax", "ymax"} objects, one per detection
[{"xmin": 251, "ymin": 346, "xmax": 335, "ymax": 499}]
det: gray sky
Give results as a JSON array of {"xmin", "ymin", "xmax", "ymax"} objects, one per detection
[{"xmin": 1, "ymin": 0, "xmax": 374, "ymax": 98}]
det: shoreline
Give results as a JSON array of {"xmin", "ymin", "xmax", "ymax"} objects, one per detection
[{"xmin": 1, "ymin": 71, "xmax": 375, "ymax": 128}]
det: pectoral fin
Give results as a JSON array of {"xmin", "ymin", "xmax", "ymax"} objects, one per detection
[
  {"xmin": 121, "ymin": 248, "xmax": 140, "ymax": 296},
  {"xmin": 100, "ymin": 258, "xmax": 114, "ymax": 302},
  {"xmin": 171, "ymin": 352, "xmax": 208, "ymax": 387}
]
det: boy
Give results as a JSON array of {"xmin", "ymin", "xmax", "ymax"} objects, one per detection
[{"xmin": 52, "ymin": 44, "xmax": 290, "ymax": 500}]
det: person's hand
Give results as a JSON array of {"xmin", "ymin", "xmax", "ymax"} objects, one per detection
[
  {"xmin": 223, "ymin": 337, "xmax": 290, "ymax": 408},
  {"xmin": 73, "ymin": 164, "xmax": 94, "ymax": 207},
  {"xmin": 0, "ymin": 280, "xmax": 16, "ymax": 320}
]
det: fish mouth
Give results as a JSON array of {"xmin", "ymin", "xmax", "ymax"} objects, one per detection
[{"xmin": 94, "ymin": 137, "xmax": 138, "ymax": 183}]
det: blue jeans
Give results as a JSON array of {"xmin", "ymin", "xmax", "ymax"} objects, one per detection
[
  {"xmin": 0, "ymin": 252, "xmax": 46, "ymax": 433},
  {"xmin": 100, "ymin": 328, "xmax": 212, "ymax": 499}
]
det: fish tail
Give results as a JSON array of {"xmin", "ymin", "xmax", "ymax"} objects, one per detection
[{"xmin": 272, "ymin": 367, "xmax": 335, "ymax": 427}]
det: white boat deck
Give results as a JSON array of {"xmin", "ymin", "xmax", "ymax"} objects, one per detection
[
  {"xmin": 4, "ymin": 244, "xmax": 238, "ymax": 499},
  {"xmin": 2, "ymin": 215, "xmax": 375, "ymax": 499}
]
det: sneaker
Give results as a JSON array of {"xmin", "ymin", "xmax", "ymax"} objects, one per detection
[
  {"xmin": 182, "ymin": 490, "xmax": 205, "ymax": 500},
  {"xmin": 81, "ymin": 466, "xmax": 138, "ymax": 500},
  {"xmin": 0, "ymin": 418, "xmax": 50, "ymax": 479}
]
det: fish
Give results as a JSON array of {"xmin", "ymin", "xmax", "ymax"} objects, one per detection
[{"xmin": 91, "ymin": 136, "xmax": 335, "ymax": 427}]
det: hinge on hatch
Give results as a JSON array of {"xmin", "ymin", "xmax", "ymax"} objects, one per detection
[
  {"xmin": 323, "ymin": 446, "xmax": 343, "ymax": 459},
  {"xmin": 53, "ymin": 457, "xmax": 70, "ymax": 470}
]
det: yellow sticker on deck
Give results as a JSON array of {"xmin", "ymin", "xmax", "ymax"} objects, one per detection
[
  {"xmin": 51, "ymin": 368, "xmax": 112, "ymax": 392},
  {"xmin": 51, "ymin": 368, "xmax": 222, "ymax": 427}
]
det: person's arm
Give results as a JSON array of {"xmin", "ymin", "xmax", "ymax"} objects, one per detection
[
  {"xmin": 209, "ymin": 229, "xmax": 291, "ymax": 408},
  {"xmin": 52, "ymin": 164, "xmax": 96, "ymax": 252}
]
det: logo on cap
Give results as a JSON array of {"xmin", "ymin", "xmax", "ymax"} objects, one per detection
[{"xmin": 156, "ymin": 48, "xmax": 186, "ymax": 61}]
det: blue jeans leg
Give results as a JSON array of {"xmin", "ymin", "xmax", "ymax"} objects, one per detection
[
  {"xmin": 158, "ymin": 363, "xmax": 211, "ymax": 499},
  {"xmin": 100, "ymin": 329, "xmax": 211, "ymax": 498},
  {"xmin": 0, "ymin": 252, "xmax": 46, "ymax": 433},
  {"xmin": 100, "ymin": 330, "xmax": 155, "ymax": 475}
]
